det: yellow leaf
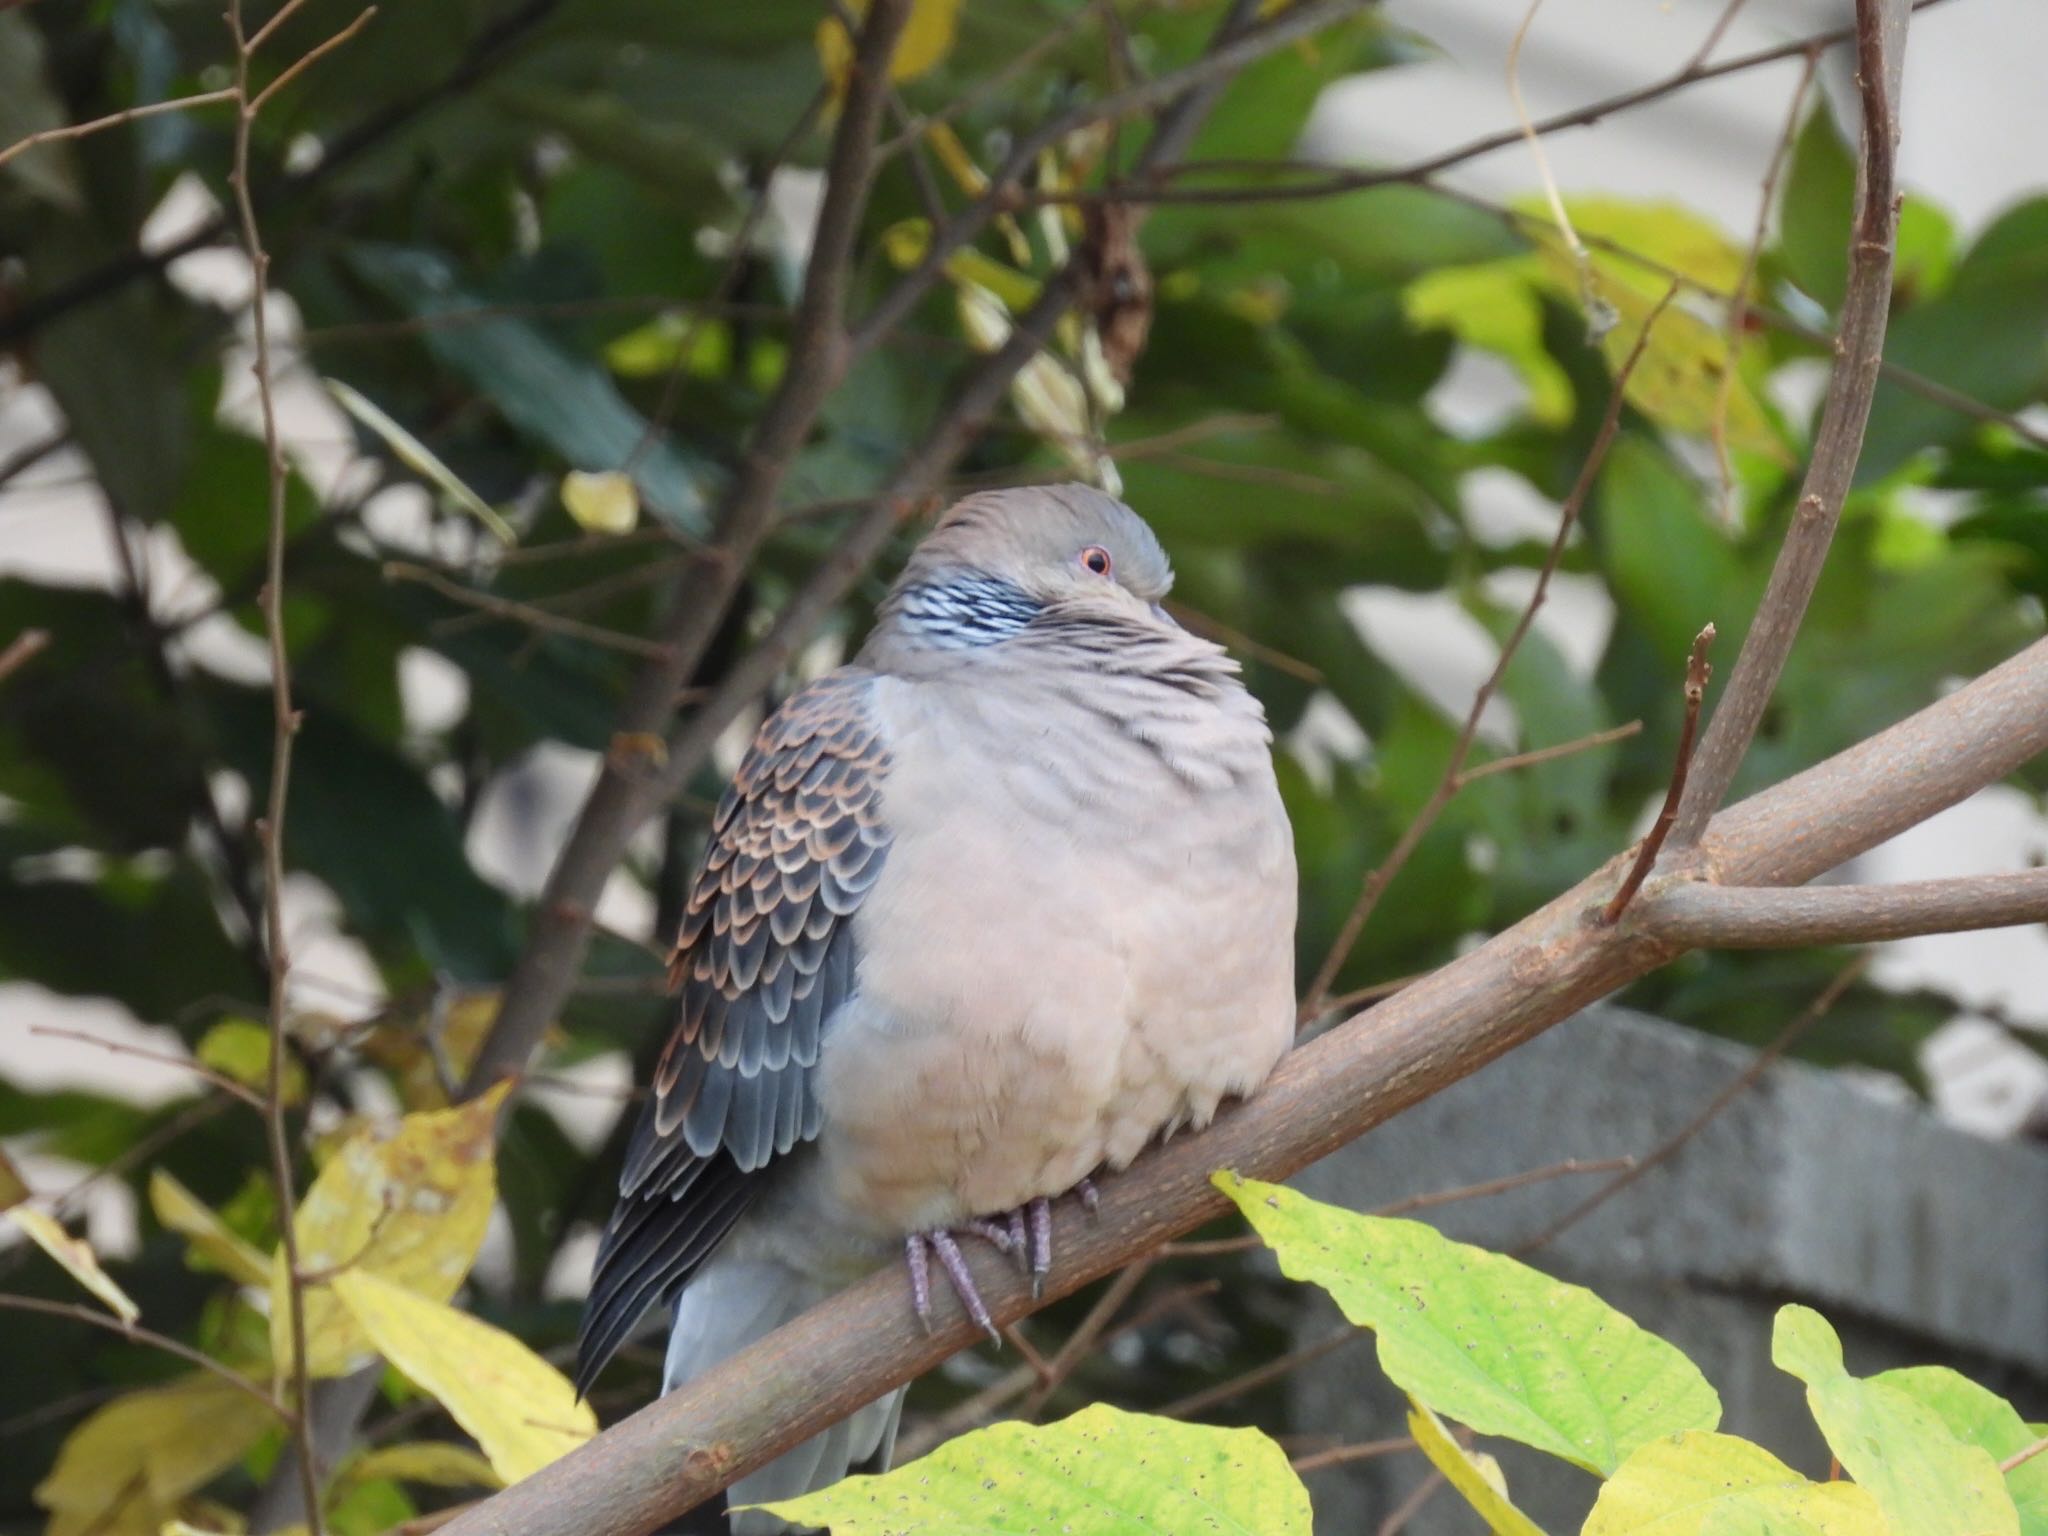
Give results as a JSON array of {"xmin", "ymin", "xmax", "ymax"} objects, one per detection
[
  {"xmin": 332, "ymin": 1270, "xmax": 595, "ymax": 1483},
  {"xmin": 0, "ymin": 1145, "xmax": 30, "ymax": 1209},
  {"xmin": 1586, "ymin": 1430, "xmax": 1889, "ymax": 1536},
  {"xmin": 816, "ymin": 0, "xmax": 963, "ymax": 100},
  {"xmin": 1406, "ymin": 1402, "xmax": 1545, "ymax": 1536},
  {"xmin": 272, "ymin": 1085, "xmax": 509, "ymax": 1378},
  {"xmin": 149, "ymin": 1171, "xmax": 271, "ymax": 1289},
  {"xmin": 195, "ymin": 1019, "xmax": 305, "ymax": 1106},
  {"xmin": 560, "ymin": 470, "xmax": 640, "ymax": 535},
  {"xmin": 9, "ymin": 1207, "xmax": 139, "ymax": 1323},
  {"xmin": 35, "ymin": 1377, "xmax": 274, "ymax": 1535},
  {"xmin": 358, "ymin": 992, "xmax": 513, "ymax": 1111},
  {"xmin": 1514, "ymin": 197, "xmax": 1786, "ymax": 460},
  {"xmin": 339, "ymin": 1441, "xmax": 503, "ymax": 1492}
]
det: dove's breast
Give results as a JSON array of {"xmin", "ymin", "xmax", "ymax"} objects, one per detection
[{"xmin": 811, "ymin": 660, "xmax": 1297, "ymax": 1235}]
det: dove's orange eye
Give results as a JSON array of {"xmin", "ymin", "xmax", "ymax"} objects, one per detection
[{"xmin": 1079, "ymin": 545, "xmax": 1113, "ymax": 577}]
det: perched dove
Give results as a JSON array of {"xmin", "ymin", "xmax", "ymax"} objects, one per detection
[{"xmin": 577, "ymin": 484, "xmax": 1297, "ymax": 1532}]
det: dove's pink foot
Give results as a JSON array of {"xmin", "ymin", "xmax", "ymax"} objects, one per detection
[{"xmin": 906, "ymin": 1180, "xmax": 1103, "ymax": 1335}]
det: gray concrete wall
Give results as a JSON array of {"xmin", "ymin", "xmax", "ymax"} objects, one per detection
[{"xmin": 1285, "ymin": 1008, "xmax": 2048, "ymax": 1534}]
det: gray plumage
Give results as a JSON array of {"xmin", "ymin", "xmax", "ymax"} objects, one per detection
[{"xmin": 579, "ymin": 484, "xmax": 1297, "ymax": 1531}]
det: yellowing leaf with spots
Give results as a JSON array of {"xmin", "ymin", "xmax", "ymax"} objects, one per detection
[
  {"xmin": 332, "ymin": 1269, "xmax": 594, "ymax": 1484},
  {"xmin": 358, "ymin": 991, "xmax": 515, "ymax": 1111},
  {"xmin": 9, "ymin": 1207, "xmax": 139, "ymax": 1323},
  {"xmin": 1586, "ymin": 1430, "xmax": 1887, "ymax": 1536},
  {"xmin": 817, "ymin": 0, "xmax": 963, "ymax": 100},
  {"xmin": 149, "ymin": 1169, "xmax": 270, "ymax": 1288},
  {"xmin": 755, "ymin": 1402, "xmax": 1309, "ymax": 1534},
  {"xmin": 1775, "ymin": 1306, "xmax": 2019, "ymax": 1536},
  {"xmin": 34, "ymin": 1375, "xmax": 276, "ymax": 1536},
  {"xmin": 273, "ymin": 1084, "xmax": 508, "ymax": 1377},
  {"xmin": 1216, "ymin": 1172, "xmax": 1719, "ymax": 1475},
  {"xmin": 1406, "ymin": 1401, "xmax": 1545, "ymax": 1536},
  {"xmin": 1517, "ymin": 197, "xmax": 1785, "ymax": 458}
]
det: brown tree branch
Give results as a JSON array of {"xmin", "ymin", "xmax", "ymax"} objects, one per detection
[
  {"xmin": 465, "ymin": 0, "xmax": 913, "ymax": 1091},
  {"xmin": 434, "ymin": 631, "xmax": 2048, "ymax": 1536},
  {"xmin": 1630, "ymin": 871, "xmax": 2048, "ymax": 949},
  {"xmin": 0, "ymin": 1295, "xmax": 292, "ymax": 1421},
  {"xmin": 1667, "ymin": 0, "xmax": 1910, "ymax": 846}
]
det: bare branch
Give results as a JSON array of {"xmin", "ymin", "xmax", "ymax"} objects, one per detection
[
  {"xmin": 0, "ymin": 628, "xmax": 50, "ymax": 685},
  {"xmin": 467, "ymin": 0, "xmax": 913, "ymax": 1089},
  {"xmin": 1668, "ymin": 0, "xmax": 1911, "ymax": 846},
  {"xmin": 1631, "ymin": 870, "xmax": 2048, "ymax": 949},
  {"xmin": 433, "ymin": 629, "xmax": 2048, "ymax": 1536},
  {"xmin": 223, "ymin": 5, "xmax": 373, "ymax": 1527},
  {"xmin": 0, "ymin": 89, "xmax": 237, "ymax": 171},
  {"xmin": 2003, "ymin": 1436, "xmax": 2048, "ymax": 1475},
  {"xmin": 0, "ymin": 1295, "xmax": 292, "ymax": 1422},
  {"xmin": 1603, "ymin": 624, "xmax": 1716, "ymax": 925}
]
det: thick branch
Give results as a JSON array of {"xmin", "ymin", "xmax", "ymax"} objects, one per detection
[
  {"xmin": 470, "ymin": 0, "xmax": 1270, "ymax": 1091},
  {"xmin": 437, "ymin": 633, "xmax": 2048, "ymax": 1536},
  {"xmin": 466, "ymin": 0, "xmax": 912, "ymax": 1090},
  {"xmin": 1668, "ymin": 0, "xmax": 1910, "ymax": 845},
  {"xmin": 1631, "ymin": 871, "xmax": 2048, "ymax": 949}
]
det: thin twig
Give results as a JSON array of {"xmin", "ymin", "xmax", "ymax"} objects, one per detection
[
  {"xmin": 1378, "ymin": 1469, "xmax": 1447, "ymax": 1536},
  {"xmin": 1668, "ymin": 0, "xmax": 1909, "ymax": 847},
  {"xmin": 0, "ymin": 628, "xmax": 50, "ymax": 685},
  {"xmin": 1017, "ymin": 1249, "xmax": 1159, "ymax": 1420},
  {"xmin": 1299, "ymin": 288, "xmax": 1680, "ymax": 1019},
  {"xmin": 1686, "ymin": 0, "xmax": 1755, "ymax": 72},
  {"xmin": 1602, "ymin": 624, "xmax": 1716, "ymax": 925},
  {"xmin": 26, "ymin": 1026, "xmax": 266, "ymax": 1111},
  {"xmin": 225, "ymin": 6, "xmax": 370, "ymax": 1529},
  {"xmin": 0, "ymin": 89, "xmax": 237, "ymax": 171},
  {"xmin": 249, "ymin": 7, "xmax": 378, "ymax": 116},
  {"xmin": 383, "ymin": 562, "xmax": 678, "ymax": 659},
  {"xmin": 1459, "ymin": 720, "xmax": 1644, "ymax": 784},
  {"xmin": 1713, "ymin": 50, "xmax": 1819, "ymax": 521},
  {"xmin": 1517, "ymin": 956, "xmax": 1870, "ymax": 1254},
  {"xmin": 2001, "ymin": 1435, "xmax": 2048, "ymax": 1475},
  {"xmin": 1292, "ymin": 1437, "xmax": 1416, "ymax": 1475},
  {"xmin": 0, "ymin": 1294, "xmax": 290, "ymax": 1421}
]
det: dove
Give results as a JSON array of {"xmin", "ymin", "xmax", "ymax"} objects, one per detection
[{"xmin": 576, "ymin": 483, "xmax": 1298, "ymax": 1532}]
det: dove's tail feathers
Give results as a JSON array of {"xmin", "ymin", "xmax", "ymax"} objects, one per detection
[{"xmin": 664, "ymin": 1256, "xmax": 906, "ymax": 1536}]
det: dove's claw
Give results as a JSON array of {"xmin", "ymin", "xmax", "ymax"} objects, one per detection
[
  {"xmin": 1027, "ymin": 1197, "xmax": 1053, "ymax": 1297},
  {"xmin": 1076, "ymin": 1176, "xmax": 1100, "ymax": 1215},
  {"xmin": 906, "ymin": 1228, "xmax": 1000, "ymax": 1344}
]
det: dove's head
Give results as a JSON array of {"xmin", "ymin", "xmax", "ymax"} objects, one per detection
[{"xmin": 878, "ymin": 484, "xmax": 1178, "ymax": 650}]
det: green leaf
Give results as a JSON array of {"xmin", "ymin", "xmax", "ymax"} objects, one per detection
[
  {"xmin": 195, "ymin": 1018, "xmax": 306, "ymax": 1106},
  {"xmin": 1405, "ymin": 264, "xmax": 1573, "ymax": 426},
  {"xmin": 1216, "ymin": 1173, "xmax": 1720, "ymax": 1475},
  {"xmin": 1777, "ymin": 105, "xmax": 1856, "ymax": 310},
  {"xmin": 344, "ymin": 244, "xmax": 717, "ymax": 536},
  {"xmin": 0, "ymin": 14, "xmax": 83, "ymax": 209},
  {"xmin": 1595, "ymin": 436, "xmax": 1752, "ymax": 666},
  {"xmin": 1875, "ymin": 1368, "xmax": 2048, "ymax": 1536},
  {"xmin": 1407, "ymin": 1401, "xmax": 1547, "ymax": 1536},
  {"xmin": 1585, "ymin": 1430, "xmax": 1886, "ymax": 1536},
  {"xmin": 754, "ymin": 1403, "xmax": 1310, "ymax": 1535},
  {"xmin": 1772, "ymin": 1305, "xmax": 2019, "ymax": 1536}
]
